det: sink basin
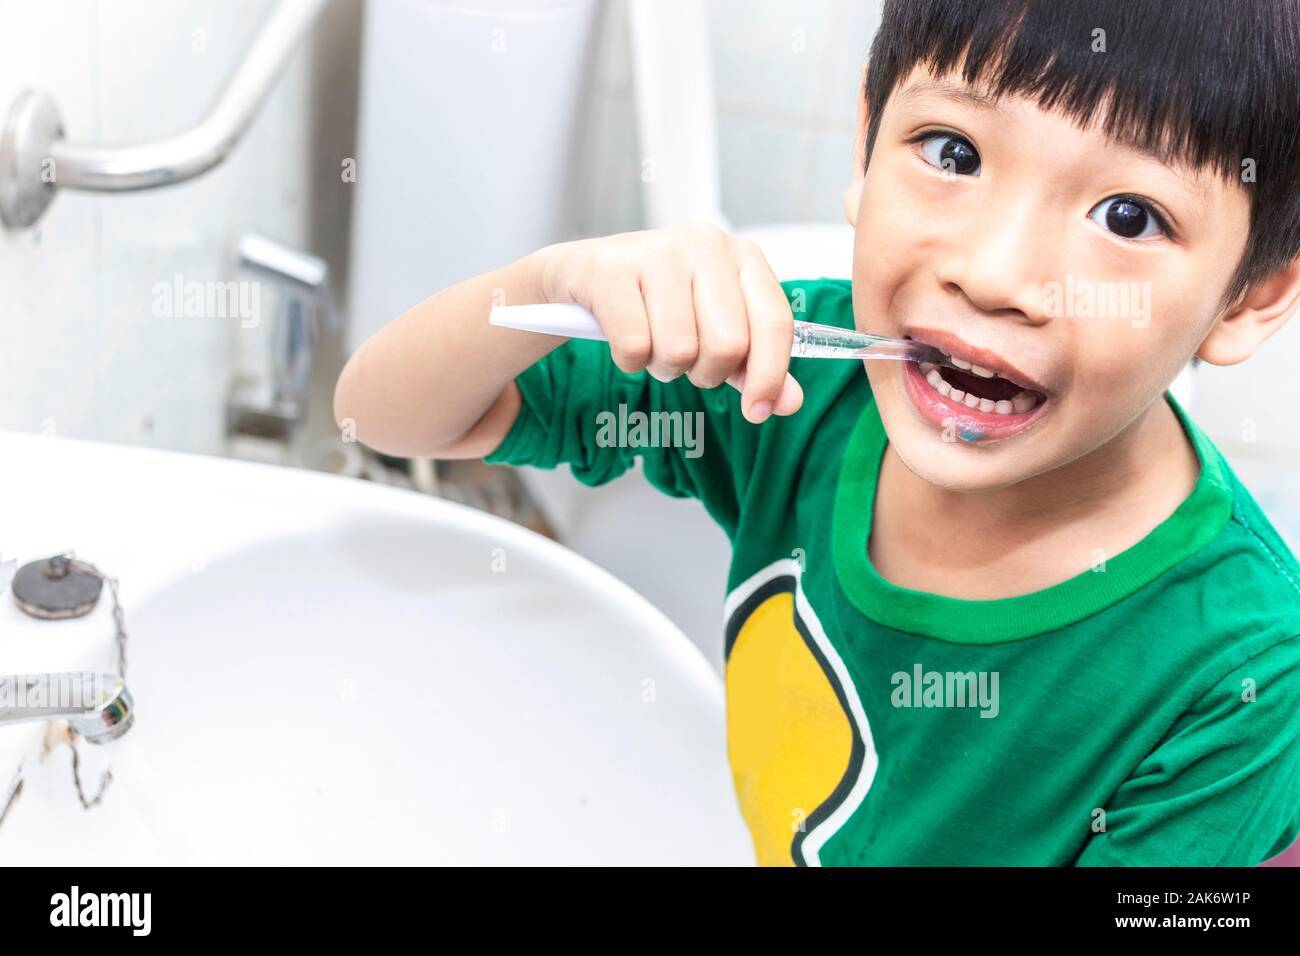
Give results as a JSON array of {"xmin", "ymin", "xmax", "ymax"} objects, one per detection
[{"xmin": 0, "ymin": 431, "xmax": 752, "ymax": 865}]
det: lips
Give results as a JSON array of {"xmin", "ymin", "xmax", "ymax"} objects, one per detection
[
  {"xmin": 904, "ymin": 327, "xmax": 1048, "ymax": 393},
  {"xmin": 897, "ymin": 328, "xmax": 1051, "ymax": 441}
]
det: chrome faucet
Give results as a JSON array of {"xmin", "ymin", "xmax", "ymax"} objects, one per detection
[
  {"xmin": 0, "ymin": 672, "xmax": 133, "ymax": 744},
  {"xmin": 226, "ymin": 233, "xmax": 333, "ymax": 441}
]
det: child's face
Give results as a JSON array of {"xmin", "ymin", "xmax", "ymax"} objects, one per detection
[{"xmin": 848, "ymin": 66, "xmax": 1252, "ymax": 490}]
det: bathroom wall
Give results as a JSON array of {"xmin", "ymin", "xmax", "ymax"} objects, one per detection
[
  {"xmin": 571, "ymin": 0, "xmax": 880, "ymax": 237},
  {"xmin": 0, "ymin": 0, "xmax": 359, "ymax": 459}
]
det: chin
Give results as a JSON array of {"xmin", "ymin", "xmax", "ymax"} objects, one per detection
[
  {"xmin": 877, "ymin": 397, "xmax": 1064, "ymax": 492},
  {"xmin": 888, "ymin": 433, "xmax": 1025, "ymax": 491}
]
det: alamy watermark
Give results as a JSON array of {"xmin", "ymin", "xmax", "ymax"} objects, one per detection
[
  {"xmin": 50, "ymin": 886, "xmax": 151, "ymax": 936},
  {"xmin": 891, "ymin": 664, "xmax": 1000, "ymax": 718},
  {"xmin": 1043, "ymin": 274, "xmax": 1151, "ymax": 328},
  {"xmin": 152, "ymin": 273, "xmax": 261, "ymax": 327},
  {"xmin": 595, "ymin": 404, "xmax": 704, "ymax": 459},
  {"xmin": 0, "ymin": 673, "xmax": 103, "ymax": 710}
]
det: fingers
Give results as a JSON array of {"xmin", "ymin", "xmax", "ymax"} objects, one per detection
[
  {"xmin": 581, "ymin": 225, "xmax": 803, "ymax": 425},
  {"xmin": 589, "ymin": 262, "xmax": 652, "ymax": 375},
  {"xmin": 689, "ymin": 240, "xmax": 751, "ymax": 391},
  {"xmin": 734, "ymin": 240, "xmax": 797, "ymax": 422},
  {"xmin": 726, "ymin": 368, "xmax": 805, "ymax": 417},
  {"xmin": 641, "ymin": 251, "xmax": 698, "ymax": 382},
  {"xmin": 773, "ymin": 372, "xmax": 805, "ymax": 416}
]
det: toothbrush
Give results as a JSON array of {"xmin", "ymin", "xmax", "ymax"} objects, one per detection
[{"xmin": 489, "ymin": 303, "xmax": 954, "ymax": 367}]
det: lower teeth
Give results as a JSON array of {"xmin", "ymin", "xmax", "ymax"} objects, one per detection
[{"xmin": 920, "ymin": 364, "xmax": 1039, "ymax": 415}]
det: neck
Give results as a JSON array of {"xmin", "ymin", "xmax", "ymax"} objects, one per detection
[{"xmin": 871, "ymin": 397, "xmax": 1201, "ymax": 598}]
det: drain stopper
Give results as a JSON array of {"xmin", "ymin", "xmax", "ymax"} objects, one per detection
[{"xmin": 11, "ymin": 554, "xmax": 104, "ymax": 620}]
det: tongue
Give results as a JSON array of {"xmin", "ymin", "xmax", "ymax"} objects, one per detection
[{"xmin": 940, "ymin": 367, "xmax": 1023, "ymax": 401}]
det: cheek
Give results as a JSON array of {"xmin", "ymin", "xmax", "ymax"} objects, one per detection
[
  {"xmin": 1069, "ymin": 284, "xmax": 1209, "ymax": 399},
  {"xmin": 853, "ymin": 171, "xmax": 934, "ymax": 330},
  {"xmin": 1061, "ymin": 324, "xmax": 1191, "ymax": 441},
  {"xmin": 856, "ymin": 158, "xmax": 938, "ymax": 252},
  {"xmin": 1070, "ymin": 349, "xmax": 1162, "ymax": 413}
]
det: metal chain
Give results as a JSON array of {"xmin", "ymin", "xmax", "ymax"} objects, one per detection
[
  {"xmin": 68, "ymin": 741, "xmax": 113, "ymax": 810},
  {"xmin": 65, "ymin": 557, "xmax": 125, "ymax": 807},
  {"xmin": 0, "ymin": 770, "xmax": 22, "ymax": 829},
  {"xmin": 65, "ymin": 556, "xmax": 127, "ymax": 679},
  {"xmin": 104, "ymin": 573, "xmax": 127, "ymax": 679}
]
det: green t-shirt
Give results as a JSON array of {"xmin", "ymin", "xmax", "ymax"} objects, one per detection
[{"xmin": 485, "ymin": 277, "xmax": 1300, "ymax": 866}]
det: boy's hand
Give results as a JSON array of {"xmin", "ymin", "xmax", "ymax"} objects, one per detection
[{"xmin": 535, "ymin": 223, "xmax": 805, "ymax": 423}]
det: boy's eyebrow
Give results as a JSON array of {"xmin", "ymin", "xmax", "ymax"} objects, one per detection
[{"xmin": 898, "ymin": 78, "xmax": 1004, "ymax": 112}]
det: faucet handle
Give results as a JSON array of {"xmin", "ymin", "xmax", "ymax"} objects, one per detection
[
  {"xmin": 72, "ymin": 673, "xmax": 133, "ymax": 744},
  {"xmin": 236, "ymin": 233, "xmax": 336, "ymax": 329},
  {"xmin": 0, "ymin": 672, "xmax": 133, "ymax": 744},
  {"xmin": 227, "ymin": 234, "xmax": 335, "ymax": 442}
]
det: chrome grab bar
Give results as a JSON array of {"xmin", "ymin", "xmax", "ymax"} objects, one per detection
[{"xmin": 0, "ymin": 0, "xmax": 328, "ymax": 227}]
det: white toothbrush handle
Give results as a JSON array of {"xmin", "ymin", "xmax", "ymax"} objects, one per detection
[
  {"xmin": 488, "ymin": 302, "xmax": 944, "ymax": 366},
  {"xmin": 490, "ymin": 303, "xmax": 608, "ymax": 341}
]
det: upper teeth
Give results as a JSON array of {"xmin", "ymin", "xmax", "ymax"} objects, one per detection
[
  {"xmin": 944, "ymin": 353, "xmax": 996, "ymax": 378},
  {"xmin": 920, "ymin": 362, "xmax": 1039, "ymax": 415}
]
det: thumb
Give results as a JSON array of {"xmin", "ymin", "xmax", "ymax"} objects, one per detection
[{"xmin": 725, "ymin": 369, "xmax": 803, "ymax": 416}]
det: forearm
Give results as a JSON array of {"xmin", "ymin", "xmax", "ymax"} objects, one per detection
[
  {"xmin": 333, "ymin": 250, "xmax": 558, "ymax": 458},
  {"xmin": 334, "ymin": 223, "xmax": 803, "ymax": 459}
]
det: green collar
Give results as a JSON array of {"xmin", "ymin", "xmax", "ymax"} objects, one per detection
[{"xmin": 831, "ymin": 392, "xmax": 1233, "ymax": 643}]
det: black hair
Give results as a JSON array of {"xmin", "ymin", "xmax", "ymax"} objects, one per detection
[{"xmin": 864, "ymin": 0, "xmax": 1300, "ymax": 307}]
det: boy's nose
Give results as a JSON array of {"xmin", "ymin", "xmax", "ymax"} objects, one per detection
[{"xmin": 936, "ymin": 196, "xmax": 1053, "ymax": 326}]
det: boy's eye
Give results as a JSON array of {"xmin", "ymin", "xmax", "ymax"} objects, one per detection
[
  {"xmin": 918, "ymin": 132, "xmax": 981, "ymax": 177},
  {"xmin": 1088, "ymin": 196, "xmax": 1167, "ymax": 241}
]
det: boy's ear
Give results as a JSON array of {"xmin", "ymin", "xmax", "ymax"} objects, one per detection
[
  {"xmin": 844, "ymin": 60, "xmax": 870, "ymax": 227},
  {"xmin": 1197, "ymin": 255, "xmax": 1300, "ymax": 366}
]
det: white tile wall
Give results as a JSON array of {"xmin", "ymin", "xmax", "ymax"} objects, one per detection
[
  {"xmin": 570, "ymin": 0, "xmax": 878, "ymax": 235},
  {"xmin": 0, "ymin": 0, "xmax": 328, "ymax": 454}
]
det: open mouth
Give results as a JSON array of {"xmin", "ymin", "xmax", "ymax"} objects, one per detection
[
  {"xmin": 917, "ymin": 355, "xmax": 1044, "ymax": 416},
  {"xmin": 899, "ymin": 341, "xmax": 1050, "ymax": 441}
]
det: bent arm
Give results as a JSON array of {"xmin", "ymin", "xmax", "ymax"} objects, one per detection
[{"xmin": 332, "ymin": 251, "xmax": 556, "ymax": 459}]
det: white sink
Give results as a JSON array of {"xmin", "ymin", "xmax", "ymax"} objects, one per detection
[{"xmin": 0, "ymin": 431, "xmax": 752, "ymax": 865}]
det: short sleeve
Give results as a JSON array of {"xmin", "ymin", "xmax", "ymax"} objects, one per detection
[
  {"xmin": 483, "ymin": 336, "xmax": 759, "ymax": 538},
  {"xmin": 1075, "ymin": 637, "xmax": 1300, "ymax": 866}
]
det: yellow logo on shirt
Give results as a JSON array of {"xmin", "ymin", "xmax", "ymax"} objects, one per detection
[{"xmin": 724, "ymin": 560, "xmax": 878, "ymax": 866}]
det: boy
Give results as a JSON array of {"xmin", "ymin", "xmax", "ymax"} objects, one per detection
[{"xmin": 334, "ymin": 0, "xmax": 1300, "ymax": 865}]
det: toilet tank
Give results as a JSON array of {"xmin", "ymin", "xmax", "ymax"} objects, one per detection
[{"xmin": 346, "ymin": 0, "xmax": 600, "ymax": 353}]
